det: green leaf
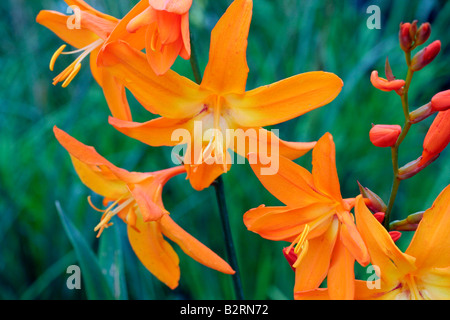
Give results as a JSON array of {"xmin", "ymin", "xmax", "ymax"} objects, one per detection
[
  {"xmin": 56, "ymin": 201, "xmax": 115, "ymax": 300},
  {"xmin": 98, "ymin": 217, "xmax": 128, "ymax": 300}
]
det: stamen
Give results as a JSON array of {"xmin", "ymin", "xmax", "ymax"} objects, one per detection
[
  {"xmin": 50, "ymin": 39, "xmax": 104, "ymax": 87},
  {"xmin": 286, "ymin": 225, "xmax": 311, "ymax": 268},
  {"xmin": 94, "ymin": 197, "xmax": 134, "ymax": 232},
  {"xmin": 50, "ymin": 45, "xmax": 67, "ymax": 71},
  {"xmin": 87, "ymin": 196, "xmax": 105, "ymax": 212}
]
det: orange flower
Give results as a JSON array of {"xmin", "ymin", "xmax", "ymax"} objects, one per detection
[
  {"xmin": 370, "ymin": 70, "xmax": 405, "ymax": 92},
  {"xmin": 421, "ymin": 110, "xmax": 450, "ymax": 164},
  {"xmin": 244, "ymin": 133, "xmax": 369, "ymax": 300},
  {"xmin": 36, "ymin": 0, "xmax": 118, "ymax": 87},
  {"xmin": 124, "ymin": 0, "xmax": 192, "ymax": 75},
  {"xmin": 100, "ymin": 0, "xmax": 343, "ymax": 191},
  {"xmin": 53, "ymin": 126, "xmax": 234, "ymax": 289},
  {"xmin": 37, "ymin": 0, "xmax": 151, "ymax": 121},
  {"xmin": 354, "ymin": 185, "xmax": 450, "ymax": 299}
]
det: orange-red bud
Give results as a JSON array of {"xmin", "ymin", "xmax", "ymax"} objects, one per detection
[
  {"xmin": 431, "ymin": 90, "xmax": 450, "ymax": 112},
  {"xmin": 415, "ymin": 22, "xmax": 431, "ymax": 46},
  {"xmin": 389, "ymin": 231, "xmax": 402, "ymax": 242},
  {"xmin": 409, "ymin": 102, "xmax": 434, "ymax": 124},
  {"xmin": 399, "ymin": 22, "xmax": 413, "ymax": 51},
  {"xmin": 411, "ymin": 40, "xmax": 441, "ymax": 71},
  {"xmin": 370, "ymin": 71, "xmax": 405, "ymax": 92},
  {"xmin": 369, "ymin": 124, "xmax": 402, "ymax": 148},
  {"xmin": 373, "ymin": 212, "xmax": 385, "ymax": 224},
  {"xmin": 358, "ymin": 181, "xmax": 388, "ymax": 213},
  {"xmin": 422, "ymin": 110, "xmax": 450, "ymax": 162}
]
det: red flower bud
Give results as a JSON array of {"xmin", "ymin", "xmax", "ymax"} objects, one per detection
[
  {"xmin": 415, "ymin": 22, "xmax": 431, "ymax": 46},
  {"xmin": 370, "ymin": 71, "xmax": 405, "ymax": 92},
  {"xmin": 399, "ymin": 22, "xmax": 413, "ymax": 51},
  {"xmin": 373, "ymin": 212, "xmax": 385, "ymax": 224},
  {"xmin": 431, "ymin": 90, "xmax": 450, "ymax": 112},
  {"xmin": 409, "ymin": 102, "xmax": 434, "ymax": 124},
  {"xmin": 358, "ymin": 181, "xmax": 388, "ymax": 213},
  {"xmin": 389, "ymin": 231, "xmax": 402, "ymax": 242},
  {"xmin": 369, "ymin": 124, "xmax": 402, "ymax": 148},
  {"xmin": 411, "ymin": 40, "xmax": 441, "ymax": 71},
  {"xmin": 422, "ymin": 110, "xmax": 450, "ymax": 163}
]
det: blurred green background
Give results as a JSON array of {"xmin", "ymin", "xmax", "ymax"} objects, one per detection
[{"xmin": 1, "ymin": 0, "xmax": 449, "ymax": 300}]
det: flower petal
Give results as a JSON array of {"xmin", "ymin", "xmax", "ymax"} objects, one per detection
[
  {"xmin": 312, "ymin": 133, "xmax": 343, "ymax": 202},
  {"xmin": 248, "ymin": 152, "xmax": 329, "ymax": 207},
  {"xmin": 294, "ymin": 217, "xmax": 339, "ymax": 292},
  {"xmin": 149, "ymin": 0, "xmax": 192, "ymax": 14},
  {"xmin": 405, "ymin": 185, "xmax": 450, "ymax": 269},
  {"xmin": 339, "ymin": 210, "xmax": 370, "ymax": 266},
  {"xmin": 201, "ymin": 0, "xmax": 252, "ymax": 95},
  {"xmin": 244, "ymin": 204, "xmax": 336, "ymax": 242},
  {"xmin": 327, "ymin": 233, "xmax": 355, "ymax": 300},
  {"xmin": 355, "ymin": 195, "xmax": 416, "ymax": 286},
  {"xmin": 36, "ymin": 10, "xmax": 99, "ymax": 48},
  {"xmin": 109, "ymin": 116, "xmax": 194, "ymax": 147},
  {"xmin": 128, "ymin": 216, "xmax": 180, "ymax": 289},
  {"xmin": 101, "ymin": 70, "xmax": 133, "ymax": 121},
  {"xmin": 99, "ymin": 40, "xmax": 207, "ymax": 118},
  {"xmin": 228, "ymin": 72, "xmax": 343, "ymax": 127},
  {"xmin": 159, "ymin": 214, "xmax": 235, "ymax": 274},
  {"xmin": 231, "ymin": 127, "xmax": 316, "ymax": 161},
  {"xmin": 64, "ymin": 0, "xmax": 117, "ymax": 22}
]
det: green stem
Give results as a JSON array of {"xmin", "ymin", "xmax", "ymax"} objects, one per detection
[
  {"xmin": 383, "ymin": 53, "xmax": 414, "ymax": 230},
  {"xmin": 189, "ymin": 38, "xmax": 244, "ymax": 300},
  {"xmin": 213, "ymin": 177, "xmax": 245, "ymax": 300}
]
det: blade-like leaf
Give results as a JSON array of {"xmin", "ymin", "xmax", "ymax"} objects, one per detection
[
  {"xmin": 56, "ymin": 201, "xmax": 115, "ymax": 300},
  {"xmin": 98, "ymin": 216, "xmax": 128, "ymax": 300}
]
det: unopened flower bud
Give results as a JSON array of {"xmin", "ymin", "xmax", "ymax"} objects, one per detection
[
  {"xmin": 411, "ymin": 40, "xmax": 441, "ymax": 71},
  {"xmin": 370, "ymin": 71, "xmax": 405, "ymax": 92},
  {"xmin": 389, "ymin": 212, "xmax": 424, "ymax": 231},
  {"xmin": 409, "ymin": 102, "xmax": 434, "ymax": 124},
  {"xmin": 409, "ymin": 20, "xmax": 418, "ymax": 41},
  {"xmin": 422, "ymin": 110, "xmax": 450, "ymax": 163},
  {"xmin": 389, "ymin": 231, "xmax": 402, "ymax": 242},
  {"xmin": 399, "ymin": 22, "xmax": 413, "ymax": 51},
  {"xmin": 415, "ymin": 22, "xmax": 431, "ymax": 47},
  {"xmin": 369, "ymin": 124, "xmax": 402, "ymax": 148},
  {"xmin": 358, "ymin": 181, "xmax": 388, "ymax": 213},
  {"xmin": 373, "ymin": 212, "xmax": 385, "ymax": 224},
  {"xmin": 431, "ymin": 90, "xmax": 450, "ymax": 112}
]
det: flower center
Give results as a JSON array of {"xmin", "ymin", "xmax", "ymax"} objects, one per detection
[
  {"xmin": 397, "ymin": 274, "xmax": 426, "ymax": 300},
  {"xmin": 50, "ymin": 38, "xmax": 104, "ymax": 87},
  {"xmin": 88, "ymin": 195, "xmax": 135, "ymax": 237},
  {"xmin": 285, "ymin": 224, "xmax": 311, "ymax": 268}
]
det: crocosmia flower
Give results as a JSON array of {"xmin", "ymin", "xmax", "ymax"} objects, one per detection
[
  {"xmin": 244, "ymin": 133, "xmax": 369, "ymax": 300},
  {"xmin": 100, "ymin": 0, "xmax": 343, "ymax": 191},
  {"xmin": 54, "ymin": 126, "xmax": 234, "ymax": 289},
  {"xmin": 354, "ymin": 186, "xmax": 450, "ymax": 300}
]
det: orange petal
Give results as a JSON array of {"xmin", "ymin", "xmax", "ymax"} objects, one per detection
[
  {"xmin": 54, "ymin": 126, "xmax": 130, "ymax": 198},
  {"xmin": 145, "ymin": 23, "xmax": 184, "ymax": 75},
  {"xmin": 156, "ymin": 10, "xmax": 182, "ymax": 44},
  {"xmin": 149, "ymin": 0, "xmax": 192, "ymax": 14},
  {"xmin": 294, "ymin": 217, "xmax": 339, "ymax": 292},
  {"xmin": 36, "ymin": 10, "xmax": 99, "ymax": 48},
  {"xmin": 231, "ymin": 128, "xmax": 316, "ymax": 161},
  {"xmin": 99, "ymin": 40, "xmax": 207, "ymax": 118},
  {"xmin": 294, "ymin": 288, "xmax": 330, "ymax": 300},
  {"xmin": 354, "ymin": 280, "xmax": 399, "ymax": 300},
  {"xmin": 327, "ymin": 233, "xmax": 355, "ymax": 300},
  {"xmin": 244, "ymin": 204, "xmax": 336, "ymax": 242},
  {"xmin": 201, "ymin": 0, "xmax": 252, "ymax": 95},
  {"xmin": 180, "ymin": 13, "xmax": 191, "ymax": 58},
  {"xmin": 228, "ymin": 72, "xmax": 343, "ymax": 127},
  {"xmin": 405, "ymin": 184, "xmax": 450, "ymax": 269},
  {"xmin": 89, "ymin": 46, "xmax": 103, "ymax": 86},
  {"xmin": 370, "ymin": 70, "xmax": 405, "ymax": 92},
  {"xmin": 184, "ymin": 160, "xmax": 229, "ymax": 192},
  {"xmin": 312, "ymin": 133, "xmax": 343, "ymax": 202},
  {"xmin": 101, "ymin": 70, "xmax": 133, "ymax": 121},
  {"xmin": 130, "ymin": 182, "xmax": 165, "ymax": 222},
  {"xmin": 159, "ymin": 214, "xmax": 235, "ymax": 274},
  {"xmin": 354, "ymin": 195, "xmax": 416, "ymax": 286},
  {"xmin": 78, "ymin": 11, "xmax": 117, "ymax": 40},
  {"xmin": 63, "ymin": 0, "xmax": 118, "ymax": 22},
  {"xmin": 127, "ymin": 216, "xmax": 180, "ymax": 289},
  {"xmin": 339, "ymin": 210, "xmax": 370, "ymax": 266},
  {"xmin": 109, "ymin": 116, "xmax": 194, "ymax": 147}
]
